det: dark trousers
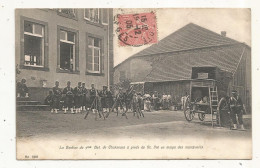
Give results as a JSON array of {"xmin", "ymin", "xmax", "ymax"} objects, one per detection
[
  {"xmin": 53, "ymin": 96, "xmax": 60, "ymax": 109},
  {"xmin": 230, "ymin": 107, "xmax": 243, "ymax": 125},
  {"xmin": 90, "ymin": 96, "xmax": 95, "ymax": 109},
  {"xmin": 74, "ymin": 96, "xmax": 82, "ymax": 108},
  {"xmin": 65, "ymin": 95, "xmax": 74, "ymax": 109},
  {"xmin": 82, "ymin": 95, "xmax": 86, "ymax": 107}
]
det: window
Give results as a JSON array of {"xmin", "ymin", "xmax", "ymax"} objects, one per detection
[
  {"xmin": 23, "ymin": 21, "xmax": 44, "ymax": 67},
  {"xmin": 59, "ymin": 30, "xmax": 76, "ymax": 71},
  {"xmin": 57, "ymin": 8, "xmax": 76, "ymax": 19},
  {"xmin": 84, "ymin": 8, "xmax": 100, "ymax": 23},
  {"xmin": 87, "ymin": 37, "xmax": 101, "ymax": 73}
]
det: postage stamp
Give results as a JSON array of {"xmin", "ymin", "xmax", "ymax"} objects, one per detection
[{"xmin": 116, "ymin": 12, "xmax": 158, "ymax": 47}]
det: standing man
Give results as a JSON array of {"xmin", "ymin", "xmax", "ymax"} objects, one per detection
[
  {"xmin": 229, "ymin": 90, "xmax": 246, "ymax": 130},
  {"xmin": 152, "ymin": 91, "xmax": 159, "ymax": 111},
  {"xmin": 89, "ymin": 84, "xmax": 97, "ymax": 113},
  {"xmin": 52, "ymin": 81, "xmax": 62, "ymax": 113},
  {"xmin": 81, "ymin": 83, "xmax": 88, "ymax": 111},
  {"xmin": 74, "ymin": 82, "xmax": 83, "ymax": 113},
  {"xmin": 63, "ymin": 81, "xmax": 74, "ymax": 114},
  {"xmin": 100, "ymin": 86, "xmax": 108, "ymax": 113}
]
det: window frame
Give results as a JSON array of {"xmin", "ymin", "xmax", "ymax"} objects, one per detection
[
  {"xmin": 85, "ymin": 33, "xmax": 104, "ymax": 76},
  {"xmin": 57, "ymin": 26, "xmax": 79, "ymax": 74},
  {"xmin": 57, "ymin": 8, "xmax": 77, "ymax": 20},
  {"xmin": 84, "ymin": 8, "xmax": 100, "ymax": 23},
  {"xmin": 20, "ymin": 16, "xmax": 49, "ymax": 71},
  {"xmin": 84, "ymin": 8, "xmax": 108, "ymax": 27}
]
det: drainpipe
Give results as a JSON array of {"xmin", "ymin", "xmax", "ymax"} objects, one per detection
[{"xmin": 107, "ymin": 9, "xmax": 110, "ymax": 90}]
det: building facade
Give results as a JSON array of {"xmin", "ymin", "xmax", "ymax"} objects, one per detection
[{"xmin": 15, "ymin": 9, "xmax": 114, "ymax": 103}]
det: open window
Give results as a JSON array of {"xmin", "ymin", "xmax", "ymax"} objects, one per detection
[
  {"xmin": 84, "ymin": 8, "xmax": 100, "ymax": 23},
  {"xmin": 23, "ymin": 21, "xmax": 44, "ymax": 67},
  {"xmin": 57, "ymin": 27, "xmax": 78, "ymax": 73}
]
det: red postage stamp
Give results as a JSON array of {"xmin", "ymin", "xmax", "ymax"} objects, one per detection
[{"xmin": 116, "ymin": 12, "xmax": 158, "ymax": 47}]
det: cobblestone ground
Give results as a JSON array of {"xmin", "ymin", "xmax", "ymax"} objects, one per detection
[{"xmin": 16, "ymin": 110, "xmax": 251, "ymax": 140}]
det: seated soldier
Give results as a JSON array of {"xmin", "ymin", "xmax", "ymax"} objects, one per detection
[
  {"xmin": 17, "ymin": 79, "xmax": 29, "ymax": 98},
  {"xmin": 44, "ymin": 90, "xmax": 54, "ymax": 113}
]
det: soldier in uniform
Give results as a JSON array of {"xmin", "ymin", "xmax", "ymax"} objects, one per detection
[
  {"xmin": 100, "ymin": 86, "xmax": 108, "ymax": 113},
  {"xmin": 81, "ymin": 83, "xmax": 88, "ymax": 111},
  {"xmin": 44, "ymin": 90, "xmax": 54, "ymax": 113},
  {"xmin": 63, "ymin": 81, "xmax": 74, "ymax": 114},
  {"xmin": 89, "ymin": 84, "xmax": 97, "ymax": 112},
  {"xmin": 107, "ymin": 86, "xmax": 114, "ymax": 110},
  {"xmin": 74, "ymin": 82, "xmax": 83, "ymax": 113},
  {"xmin": 17, "ymin": 78, "xmax": 29, "ymax": 98},
  {"xmin": 52, "ymin": 81, "xmax": 62, "ymax": 113},
  {"xmin": 229, "ymin": 90, "xmax": 246, "ymax": 130},
  {"xmin": 114, "ymin": 88, "xmax": 125, "ymax": 116}
]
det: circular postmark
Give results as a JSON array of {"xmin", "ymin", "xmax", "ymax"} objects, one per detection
[{"xmin": 115, "ymin": 12, "xmax": 158, "ymax": 47}]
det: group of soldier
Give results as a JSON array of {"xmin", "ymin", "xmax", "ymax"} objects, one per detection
[
  {"xmin": 44, "ymin": 82, "xmax": 177, "ymax": 119},
  {"xmin": 45, "ymin": 81, "xmax": 113, "ymax": 114}
]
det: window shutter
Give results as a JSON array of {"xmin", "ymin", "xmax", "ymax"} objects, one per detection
[
  {"xmin": 87, "ymin": 47, "xmax": 92, "ymax": 71},
  {"xmin": 102, "ymin": 9, "xmax": 108, "ymax": 25},
  {"xmin": 84, "ymin": 9, "xmax": 90, "ymax": 20}
]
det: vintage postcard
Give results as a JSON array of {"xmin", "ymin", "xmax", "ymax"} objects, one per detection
[{"xmin": 15, "ymin": 8, "xmax": 251, "ymax": 159}]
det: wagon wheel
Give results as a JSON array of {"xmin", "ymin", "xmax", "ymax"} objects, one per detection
[
  {"xmin": 198, "ymin": 113, "xmax": 205, "ymax": 121},
  {"xmin": 184, "ymin": 97, "xmax": 195, "ymax": 122},
  {"xmin": 217, "ymin": 97, "xmax": 229, "ymax": 127}
]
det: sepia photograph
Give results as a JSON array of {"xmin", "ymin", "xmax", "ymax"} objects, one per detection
[{"xmin": 15, "ymin": 8, "xmax": 251, "ymax": 159}]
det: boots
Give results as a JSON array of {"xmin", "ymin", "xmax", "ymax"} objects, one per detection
[
  {"xmin": 240, "ymin": 124, "xmax": 246, "ymax": 131},
  {"xmin": 83, "ymin": 106, "xmax": 86, "ymax": 111},
  {"xmin": 55, "ymin": 109, "xmax": 58, "ymax": 114},
  {"xmin": 64, "ymin": 108, "xmax": 67, "ymax": 114},
  {"xmin": 232, "ymin": 124, "xmax": 237, "ymax": 130},
  {"xmin": 51, "ymin": 109, "xmax": 54, "ymax": 113},
  {"xmin": 17, "ymin": 93, "xmax": 20, "ymax": 98},
  {"xmin": 25, "ymin": 93, "xmax": 29, "ymax": 98}
]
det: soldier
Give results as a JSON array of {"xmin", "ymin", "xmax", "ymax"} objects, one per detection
[
  {"xmin": 81, "ymin": 83, "xmax": 88, "ymax": 111},
  {"xmin": 74, "ymin": 82, "xmax": 83, "ymax": 113},
  {"xmin": 114, "ymin": 88, "xmax": 125, "ymax": 116},
  {"xmin": 229, "ymin": 90, "xmax": 246, "ymax": 130},
  {"xmin": 52, "ymin": 81, "xmax": 62, "ymax": 113},
  {"xmin": 125, "ymin": 86, "xmax": 134, "ymax": 113},
  {"xmin": 107, "ymin": 86, "xmax": 114, "ymax": 110},
  {"xmin": 63, "ymin": 81, "xmax": 74, "ymax": 114},
  {"xmin": 44, "ymin": 90, "xmax": 54, "ymax": 113},
  {"xmin": 152, "ymin": 91, "xmax": 159, "ymax": 111},
  {"xmin": 17, "ymin": 79, "xmax": 29, "ymax": 98},
  {"xmin": 89, "ymin": 84, "xmax": 97, "ymax": 113},
  {"xmin": 100, "ymin": 86, "xmax": 108, "ymax": 112},
  {"xmin": 162, "ymin": 92, "xmax": 168, "ymax": 110}
]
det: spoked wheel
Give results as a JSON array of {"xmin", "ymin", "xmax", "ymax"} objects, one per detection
[
  {"xmin": 198, "ymin": 113, "xmax": 205, "ymax": 121},
  {"xmin": 184, "ymin": 108, "xmax": 195, "ymax": 122},
  {"xmin": 217, "ymin": 97, "xmax": 229, "ymax": 127},
  {"xmin": 183, "ymin": 97, "xmax": 195, "ymax": 122}
]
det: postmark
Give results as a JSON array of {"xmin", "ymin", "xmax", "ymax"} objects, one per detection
[{"xmin": 116, "ymin": 12, "xmax": 158, "ymax": 47}]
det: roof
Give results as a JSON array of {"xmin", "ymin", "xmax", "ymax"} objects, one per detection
[
  {"xmin": 142, "ymin": 44, "xmax": 249, "ymax": 82},
  {"xmin": 115, "ymin": 23, "xmax": 241, "ymax": 68}
]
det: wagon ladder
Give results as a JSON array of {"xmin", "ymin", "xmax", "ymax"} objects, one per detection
[{"xmin": 209, "ymin": 87, "xmax": 220, "ymax": 127}]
